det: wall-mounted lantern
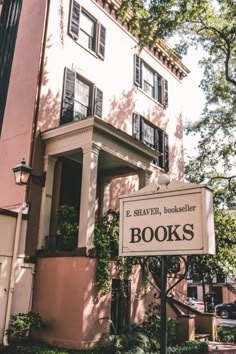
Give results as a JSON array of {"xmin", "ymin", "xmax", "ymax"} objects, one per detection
[{"xmin": 12, "ymin": 159, "xmax": 46, "ymax": 186}]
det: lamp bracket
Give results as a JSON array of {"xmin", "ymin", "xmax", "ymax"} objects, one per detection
[{"xmin": 31, "ymin": 172, "xmax": 46, "ymax": 187}]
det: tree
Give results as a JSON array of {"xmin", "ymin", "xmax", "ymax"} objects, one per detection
[
  {"xmin": 118, "ymin": 0, "xmax": 236, "ymax": 301},
  {"xmin": 118, "ymin": 1, "xmax": 236, "ymax": 189},
  {"xmin": 189, "ymin": 210, "xmax": 236, "ymax": 301}
]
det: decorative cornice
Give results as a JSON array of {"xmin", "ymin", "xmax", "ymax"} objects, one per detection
[
  {"xmin": 42, "ymin": 123, "xmax": 93, "ymax": 143},
  {"xmin": 92, "ymin": 0, "xmax": 190, "ymax": 80}
]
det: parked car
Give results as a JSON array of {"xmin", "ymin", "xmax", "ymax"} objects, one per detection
[
  {"xmin": 187, "ymin": 297, "xmax": 205, "ymax": 312},
  {"xmin": 215, "ymin": 300, "xmax": 236, "ymax": 319}
]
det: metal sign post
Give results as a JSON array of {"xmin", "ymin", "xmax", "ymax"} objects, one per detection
[{"xmin": 160, "ymin": 255, "xmax": 167, "ymax": 354}]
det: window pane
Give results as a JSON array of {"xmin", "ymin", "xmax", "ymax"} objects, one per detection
[
  {"xmin": 143, "ymin": 64, "xmax": 154, "ymax": 97},
  {"xmin": 144, "ymin": 82, "xmax": 154, "ymax": 97},
  {"xmin": 80, "ymin": 12, "xmax": 95, "ymax": 36},
  {"xmin": 143, "ymin": 121, "xmax": 154, "ymax": 147},
  {"xmin": 75, "ymin": 80, "xmax": 89, "ymax": 105},
  {"xmin": 74, "ymin": 78, "xmax": 90, "ymax": 119},
  {"xmin": 143, "ymin": 65, "xmax": 154, "ymax": 84},
  {"xmin": 74, "ymin": 102, "xmax": 87, "ymax": 119},
  {"xmin": 79, "ymin": 31, "xmax": 92, "ymax": 49}
]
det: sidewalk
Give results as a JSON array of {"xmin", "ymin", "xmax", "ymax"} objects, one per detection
[{"xmin": 208, "ymin": 341, "xmax": 236, "ymax": 353}]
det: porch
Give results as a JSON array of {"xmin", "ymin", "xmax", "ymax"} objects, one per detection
[{"xmin": 37, "ymin": 116, "xmax": 160, "ymax": 253}]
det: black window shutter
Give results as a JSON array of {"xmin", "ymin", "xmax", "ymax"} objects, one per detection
[
  {"xmin": 154, "ymin": 127, "xmax": 160, "ymax": 151},
  {"xmin": 132, "ymin": 113, "xmax": 141, "ymax": 140},
  {"xmin": 158, "ymin": 129, "xmax": 164, "ymax": 168},
  {"xmin": 157, "ymin": 76, "xmax": 162, "ymax": 104},
  {"xmin": 61, "ymin": 68, "xmax": 75, "ymax": 124},
  {"xmin": 134, "ymin": 54, "xmax": 142, "ymax": 87},
  {"xmin": 154, "ymin": 73, "xmax": 158, "ymax": 101},
  {"xmin": 164, "ymin": 133, "xmax": 169, "ymax": 172},
  {"xmin": 164, "ymin": 79, "xmax": 168, "ymax": 108},
  {"xmin": 97, "ymin": 24, "xmax": 106, "ymax": 59},
  {"xmin": 94, "ymin": 87, "xmax": 103, "ymax": 117},
  {"xmin": 140, "ymin": 117, "xmax": 145, "ymax": 143},
  {"xmin": 69, "ymin": 0, "xmax": 81, "ymax": 40},
  {"xmin": 0, "ymin": 0, "xmax": 23, "ymax": 134}
]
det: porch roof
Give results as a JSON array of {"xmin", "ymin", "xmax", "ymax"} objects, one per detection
[{"xmin": 41, "ymin": 117, "xmax": 160, "ymax": 172}]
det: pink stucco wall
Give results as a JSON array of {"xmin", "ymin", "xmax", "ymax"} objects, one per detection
[
  {"xmin": 32, "ymin": 257, "xmax": 110, "ymax": 348},
  {"xmin": 37, "ymin": 0, "xmax": 185, "ymax": 179},
  {"xmin": 0, "ymin": 0, "xmax": 47, "ymax": 209},
  {"xmin": 32, "ymin": 257, "xmax": 182, "ymax": 349}
]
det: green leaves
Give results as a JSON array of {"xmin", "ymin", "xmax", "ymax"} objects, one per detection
[
  {"xmin": 189, "ymin": 210, "xmax": 236, "ymax": 281},
  {"xmin": 94, "ymin": 210, "xmax": 133, "ymax": 296},
  {"xmin": 118, "ymin": 2, "xmax": 236, "ymax": 192},
  {"xmin": 56, "ymin": 205, "xmax": 78, "ymax": 251},
  {"xmin": 7, "ymin": 312, "xmax": 43, "ymax": 341}
]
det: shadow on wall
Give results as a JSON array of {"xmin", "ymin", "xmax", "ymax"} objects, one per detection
[
  {"xmin": 170, "ymin": 112, "xmax": 184, "ymax": 181},
  {"xmin": 38, "ymin": 37, "xmax": 62, "ymax": 132},
  {"xmin": 59, "ymin": 0, "xmax": 64, "ymax": 47},
  {"xmin": 106, "ymin": 87, "xmax": 169, "ymax": 134},
  {"xmin": 26, "ymin": 37, "xmax": 62, "ymax": 255},
  {"xmin": 82, "ymin": 259, "xmax": 111, "ymax": 344},
  {"xmin": 107, "ymin": 87, "xmax": 136, "ymax": 133}
]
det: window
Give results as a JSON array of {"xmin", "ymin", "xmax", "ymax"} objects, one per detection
[
  {"xmin": 80, "ymin": 11, "xmax": 96, "ymax": 50},
  {"xmin": 61, "ymin": 67, "xmax": 103, "ymax": 124},
  {"xmin": 133, "ymin": 113, "xmax": 169, "ymax": 172},
  {"xmin": 69, "ymin": 0, "xmax": 106, "ymax": 59},
  {"xmin": 143, "ymin": 64, "xmax": 155, "ymax": 97},
  {"xmin": 134, "ymin": 54, "xmax": 168, "ymax": 107},
  {"xmin": 74, "ymin": 77, "xmax": 91, "ymax": 119},
  {"xmin": 0, "ymin": 0, "xmax": 22, "ymax": 134}
]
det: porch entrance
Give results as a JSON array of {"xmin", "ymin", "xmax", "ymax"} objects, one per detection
[{"xmin": 59, "ymin": 158, "xmax": 82, "ymax": 216}]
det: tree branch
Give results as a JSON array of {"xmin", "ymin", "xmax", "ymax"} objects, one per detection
[
  {"xmin": 196, "ymin": 20, "xmax": 236, "ymax": 86},
  {"xmin": 224, "ymin": 42, "xmax": 236, "ymax": 86},
  {"xmin": 210, "ymin": 175, "xmax": 236, "ymax": 190}
]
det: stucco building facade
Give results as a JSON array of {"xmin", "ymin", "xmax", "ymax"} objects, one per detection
[{"xmin": 0, "ymin": 0, "xmax": 191, "ymax": 348}]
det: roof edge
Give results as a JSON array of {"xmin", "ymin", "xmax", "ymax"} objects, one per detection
[{"xmin": 92, "ymin": 0, "xmax": 190, "ymax": 79}]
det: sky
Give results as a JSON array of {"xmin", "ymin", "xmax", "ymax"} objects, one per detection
[
  {"xmin": 182, "ymin": 47, "xmax": 206, "ymax": 123},
  {"xmin": 181, "ymin": 47, "xmax": 206, "ymax": 156}
]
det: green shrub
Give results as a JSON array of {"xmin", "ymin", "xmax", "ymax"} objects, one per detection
[
  {"xmin": 0, "ymin": 341, "xmax": 99, "ymax": 353},
  {"xmin": 97, "ymin": 321, "xmax": 149, "ymax": 353},
  {"xmin": 0, "ymin": 340, "xmax": 209, "ymax": 354},
  {"xmin": 141, "ymin": 302, "xmax": 178, "ymax": 349},
  {"xmin": 56, "ymin": 205, "xmax": 78, "ymax": 251},
  {"xmin": 94, "ymin": 210, "xmax": 133, "ymax": 296},
  {"xmin": 6, "ymin": 312, "xmax": 43, "ymax": 341},
  {"xmin": 217, "ymin": 325, "xmax": 236, "ymax": 343},
  {"xmin": 167, "ymin": 341, "xmax": 208, "ymax": 354}
]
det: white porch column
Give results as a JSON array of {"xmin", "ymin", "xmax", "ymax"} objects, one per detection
[
  {"xmin": 138, "ymin": 169, "xmax": 152, "ymax": 189},
  {"xmin": 101, "ymin": 177, "xmax": 111, "ymax": 216},
  {"xmin": 78, "ymin": 142, "xmax": 101, "ymax": 250},
  {"xmin": 37, "ymin": 156, "xmax": 57, "ymax": 249}
]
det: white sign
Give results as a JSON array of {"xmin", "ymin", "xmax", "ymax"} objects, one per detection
[{"xmin": 119, "ymin": 180, "xmax": 215, "ymax": 256}]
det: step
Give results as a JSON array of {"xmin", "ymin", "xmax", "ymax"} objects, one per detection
[{"xmin": 195, "ymin": 333, "xmax": 210, "ymax": 341}]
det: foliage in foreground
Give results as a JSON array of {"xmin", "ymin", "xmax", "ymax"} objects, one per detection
[
  {"xmin": 141, "ymin": 303, "xmax": 177, "ymax": 349},
  {"xmin": 0, "ymin": 341, "xmax": 98, "ymax": 354},
  {"xmin": 0, "ymin": 340, "xmax": 208, "ymax": 354},
  {"xmin": 6, "ymin": 312, "xmax": 43, "ymax": 341},
  {"xmin": 188, "ymin": 209, "xmax": 236, "ymax": 292},
  {"xmin": 217, "ymin": 326, "xmax": 236, "ymax": 344},
  {"xmin": 96, "ymin": 317, "xmax": 208, "ymax": 354},
  {"xmin": 56, "ymin": 205, "xmax": 78, "ymax": 251},
  {"xmin": 94, "ymin": 210, "xmax": 133, "ymax": 296}
]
